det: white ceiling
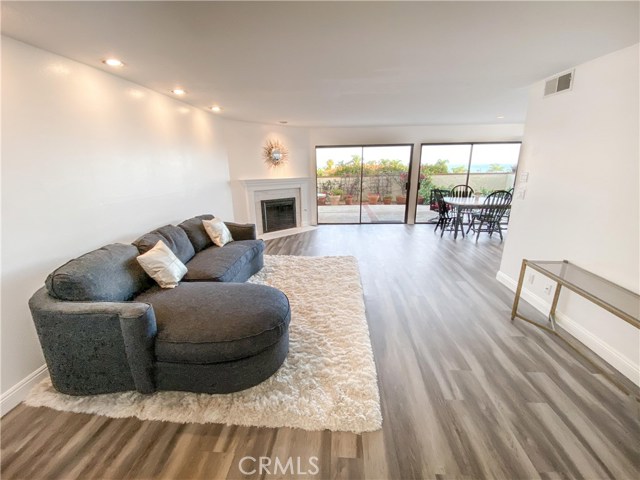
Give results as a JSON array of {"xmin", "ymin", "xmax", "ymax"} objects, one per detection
[{"xmin": 2, "ymin": 1, "xmax": 638, "ymax": 127}]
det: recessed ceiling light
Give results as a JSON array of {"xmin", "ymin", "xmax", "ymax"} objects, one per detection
[
  {"xmin": 279, "ymin": 121, "xmax": 288, "ymax": 124},
  {"xmin": 171, "ymin": 88, "xmax": 187, "ymax": 95},
  {"xmin": 209, "ymin": 105, "xmax": 223, "ymax": 112},
  {"xmin": 103, "ymin": 58, "xmax": 124, "ymax": 67},
  {"xmin": 497, "ymin": 115, "xmax": 505, "ymax": 119}
]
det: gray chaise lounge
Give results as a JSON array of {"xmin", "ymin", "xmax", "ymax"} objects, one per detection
[{"xmin": 29, "ymin": 214, "xmax": 291, "ymax": 395}]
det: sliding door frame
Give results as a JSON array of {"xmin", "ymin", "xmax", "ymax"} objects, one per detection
[
  {"xmin": 415, "ymin": 141, "xmax": 522, "ymax": 224},
  {"xmin": 315, "ymin": 143, "xmax": 415, "ymax": 225}
]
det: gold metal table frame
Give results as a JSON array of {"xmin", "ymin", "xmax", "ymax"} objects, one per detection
[{"xmin": 511, "ymin": 259, "xmax": 640, "ymax": 398}]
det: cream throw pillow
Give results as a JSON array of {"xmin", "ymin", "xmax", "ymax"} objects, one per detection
[
  {"xmin": 136, "ymin": 240, "xmax": 187, "ymax": 288},
  {"xmin": 203, "ymin": 218, "xmax": 234, "ymax": 247}
]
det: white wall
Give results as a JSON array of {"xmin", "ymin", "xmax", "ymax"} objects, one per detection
[
  {"xmin": 225, "ymin": 123, "xmax": 524, "ymax": 230},
  {"xmin": 308, "ymin": 124, "xmax": 524, "ymax": 224},
  {"xmin": 499, "ymin": 44, "xmax": 640, "ymax": 384},
  {"xmin": 221, "ymin": 120, "xmax": 311, "ymax": 224},
  {"xmin": 1, "ymin": 37, "xmax": 234, "ymax": 412},
  {"xmin": 223, "ymin": 123, "xmax": 524, "ymax": 226}
]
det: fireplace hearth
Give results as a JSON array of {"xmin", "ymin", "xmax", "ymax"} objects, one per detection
[{"xmin": 261, "ymin": 198, "xmax": 296, "ymax": 233}]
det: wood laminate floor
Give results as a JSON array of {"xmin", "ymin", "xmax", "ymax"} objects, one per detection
[{"xmin": 2, "ymin": 225, "xmax": 639, "ymax": 480}]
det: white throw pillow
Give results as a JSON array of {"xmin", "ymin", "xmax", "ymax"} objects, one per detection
[
  {"xmin": 136, "ymin": 240, "xmax": 187, "ymax": 288},
  {"xmin": 203, "ymin": 218, "xmax": 234, "ymax": 247}
]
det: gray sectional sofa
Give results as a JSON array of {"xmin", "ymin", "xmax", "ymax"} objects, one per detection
[{"xmin": 29, "ymin": 214, "xmax": 291, "ymax": 396}]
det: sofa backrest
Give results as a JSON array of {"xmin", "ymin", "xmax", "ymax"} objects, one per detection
[
  {"xmin": 178, "ymin": 214, "xmax": 215, "ymax": 253},
  {"xmin": 46, "ymin": 244, "xmax": 152, "ymax": 302},
  {"xmin": 133, "ymin": 224, "xmax": 195, "ymax": 264}
]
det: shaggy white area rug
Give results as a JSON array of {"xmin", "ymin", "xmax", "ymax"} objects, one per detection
[{"xmin": 26, "ymin": 255, "xmax": 382, "ymax": 433}]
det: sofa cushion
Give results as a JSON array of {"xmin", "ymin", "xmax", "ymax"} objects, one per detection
[
  {"xmin": 224, "ymin": 222, "xmax": 257, "ymax": 241},
  {"xmin": 133, "ymin": 225, "xmax": 195, "ymax": 264},
  {"xmin": 134, "ymin": 282, "xmax": 290, "ymax": 364},
  {"xmin": 178, "ymin": 214, "xmax": 214, "ymax": 253},
  {"xmin": 46, "ymin": 244, "xmax": 152, "ymax": 302},
  {"xmin": 183, "ymin": 240, "xmax": 265, "ymax": 282}
]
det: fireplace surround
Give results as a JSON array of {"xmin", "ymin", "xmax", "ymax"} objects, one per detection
[{"xmin": 238, "ymin": 178, "xmax": 311, "ymax": 235}]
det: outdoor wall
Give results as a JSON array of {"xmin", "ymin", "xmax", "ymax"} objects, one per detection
[
  {"xmin": 429, "ymin": 173, "xmax": 516, "ymax": 194},
  {"xmin": 317, "ymin": 176, "xmax": 407, "ymax": 201},
  {"xmin": 499, "ymin": 44, "xmax": 640, "ymax": 384},
  {"xmin": 308, "ymin": 124, "xmax": 524, "ymax": 223},
  {"xmin": 317, "ymin": 173, "xmax": 516, "ymax": 203},
  {"xmin": 221, "ymin": 120, "xmax": 312, "ymax": 224},
  {"xmin": 1, "ymin": 37, "xmax": 234, "ymax": 413}
]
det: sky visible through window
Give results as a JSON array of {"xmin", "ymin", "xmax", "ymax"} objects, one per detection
[
  {"xmin": 422, "ymin": 143, "xmax": 521, "ymax": 173},
  {"xmin": 316, "ymin": 144, "xmax": 520, "ymax": 173},
  {"xmin": 421, "ymin": 145, "xmax": 471, "ymax": 171},
  {"xmin": 469, "ymin": 144, "xmax": 521, "ymax": 172}
]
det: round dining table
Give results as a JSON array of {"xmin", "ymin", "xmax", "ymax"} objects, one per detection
[
  {"xmin": 443, "ymin": 195, "xmax": 512, "ymax": 239},
  {"xmin": 443, "ymin": 196, "xmax": 489, "ymax": 239}
]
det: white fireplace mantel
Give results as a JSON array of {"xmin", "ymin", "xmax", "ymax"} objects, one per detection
[{"xmin": 238, "ymin": 177, "xmax": 312, "ymax": 233}]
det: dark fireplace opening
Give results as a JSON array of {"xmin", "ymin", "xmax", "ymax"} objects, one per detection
[{"xmin": 261, "ymin": 198, "xmax": 296, "ymax": 233}]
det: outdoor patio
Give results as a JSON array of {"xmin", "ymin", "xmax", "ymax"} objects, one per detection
[
  {"xmin": 318, "ymin": 204, "xmax": 439, "ymax": 223},
  {"xmin": 315, "ymin": 149, "xmax": 518, "ymax": 225}
]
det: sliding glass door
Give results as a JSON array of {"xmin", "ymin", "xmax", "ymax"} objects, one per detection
[
  {"xmin": 316, "ymin": 146, "xmax": 362, "ymax": 224},
  {"xmin": 416, "ymin": 142, "xmax": 521, "ymax": 223},
  {"xmin": 416, "ymin": 144, "xmax": 472, "ymax": 223},
  {"xmin": 316, "ymin": 144, "xmax": 413, "ymax": 224}
]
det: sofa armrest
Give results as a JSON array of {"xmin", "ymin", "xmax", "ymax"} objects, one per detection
[
  {"xmin": 29, "ymin": 287, "xmax": 157, "ymax": 394},
  {"xmin": 225, "ymin": 222, "xmax": 257, "ymax": 241}
]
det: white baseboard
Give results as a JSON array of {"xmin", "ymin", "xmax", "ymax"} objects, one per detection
[
  {"xmin": 496, "ymin": 271, "xmax": 640, "ymax": 387},
  {"xmin": 1, "ymin": 364, "xmax": 48, "ymax": 416},
  {"xmin": 496, "ymin": 271, "xmax": 550, "ymax": 313}
]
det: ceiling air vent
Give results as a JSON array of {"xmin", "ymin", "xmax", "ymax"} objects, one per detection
[{"xmin": 544, "ymin": 70, "xmax": 574, "ymax": 97}]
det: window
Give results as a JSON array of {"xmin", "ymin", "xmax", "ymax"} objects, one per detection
[
  {"xmin": 416, "ymin": 142, "xmax": 521, "ymax": 223},
  {"xmin": 316, "ymin": 144, "xmax": 414, "ymax": 224}
]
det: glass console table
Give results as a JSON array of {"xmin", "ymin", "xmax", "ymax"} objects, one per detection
[{"xmin": 511, "ymin": 259, "xmax": 639, "ymax": 395}]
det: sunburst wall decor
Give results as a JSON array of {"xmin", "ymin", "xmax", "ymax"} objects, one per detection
[{"xmin": 263, "ymin": 139, "xmax": 288, "ymax": 168}]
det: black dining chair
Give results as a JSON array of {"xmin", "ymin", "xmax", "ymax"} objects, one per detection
[
  {"xmin": 432, "ymin": 189, "xmax": 453, "ymax": 237},
  {"xmin": 450, "ymin": 185, "xmax": 474, "ymax": 198},
  {"xmin": 501, "ymin": 187, "xmax": 515, "ymax": 228},
  {"xmin": 449, "ymin": 184, "xmax": 475, "ymax": 226},
  {"xmin": 429, "ymin": 188, "xmax": 450, "ymax": 211},
  {"xmin": 466, "ymin": 190, "xmax": 512, "ymax": 242}
]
